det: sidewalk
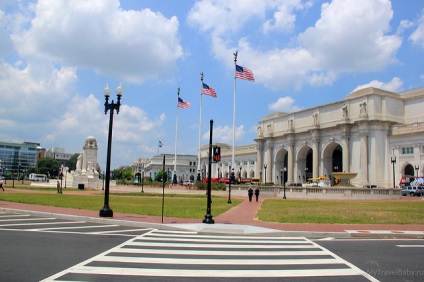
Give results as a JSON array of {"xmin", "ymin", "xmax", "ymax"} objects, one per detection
[{"xmin": 1, "ymin": 185, "xmax": 424, "ymax": 238}]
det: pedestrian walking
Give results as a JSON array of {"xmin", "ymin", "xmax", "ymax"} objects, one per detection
[
  {"xmin": 255, "ymin": 187, "xmax": 260, "ymax": 202},
  {"xmin": 56, "ymin": 181, "xmax": 62, "ymax": 194},
  {"xmin": 0, "ymin": 178, "xmax": 4, "ymax": 191},
  {"xmin": 248, "ymin": 187, "xmax": 253, "ymax": 202}
]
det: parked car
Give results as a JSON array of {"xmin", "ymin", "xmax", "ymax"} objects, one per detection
[
  {"xmin": 363, "ymin": 184, "xmax": 377, "ymax": 188},
  {"xmin": 401, "ymin": 186, "xmax": 424, "ymax": 196}
]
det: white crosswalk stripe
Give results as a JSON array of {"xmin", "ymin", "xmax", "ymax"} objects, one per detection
[
  {"xmin": 0, "ymin": 212, "xmax": 151, "ymax": 236},
  {"xmin": 42, "ymin": 229, "xmax": 378, "ymax": 281}
]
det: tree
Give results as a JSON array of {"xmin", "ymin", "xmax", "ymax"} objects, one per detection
[
  {"xmin": 155, "ymin": 170, "xmax": 168, "ymax": 182},
  {"xmin": 65, "ymin": 153, "xmax": 80, "ymax": 171},
  {"xmin": 37, "ymin": 157, "xmax": 61, "ymax": 178}
]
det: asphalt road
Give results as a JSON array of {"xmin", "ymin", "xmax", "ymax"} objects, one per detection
[
  {"xmin": 1, "ymin": 212, "xmax": 423, "ymax": 281},
  {"xmin": 316, "ymin": 238, "xmax": 424, "ymax": 282},
  {"xmin": 0, "ymin": 230, "xmax": 132, "ymax": 281}
]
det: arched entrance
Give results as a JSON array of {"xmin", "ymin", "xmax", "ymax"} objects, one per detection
[
  {"xmin": 404, "ymin": 164, "xmax": 414, "ymax": 176},
  {"xmin": 274, "ymin": 148, "xmax": 288, "ymax": 184},
  {"xmin": 322, "ymin": 142, "xmax": 343, "ymax": 178},
  {"xmin": 297, "ymin": 145, "xmax": 313, "ymax": 182}
]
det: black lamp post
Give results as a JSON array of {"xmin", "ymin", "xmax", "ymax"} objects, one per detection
[
  {"xmin": 141, "ymin": 169, "xmax": 145, "ymax": 193},
  {"xmin": 283, "ymin": 167, "xmax": 287, "ymax": 199},
  {"xmin": 60, "ymin": 164, "xmax": 63, "ymax": 190},
  {"xmin": 238, "ymin": 166, "xmax": 241, "ymax": 182},
  {"xmin": 100, "ymin": 83, "xmax": 123, "ymax": 218},
  {"xmin": 391, "ymin": 155, "xmax": 396, "ymax": 188},
  {"xmin": 260, "ymin": 171, "xmax": 262, "ymax": 184},
  {"xmin": 415, "ymin": 165, "xmax": 419, "ymax": 177},
  {"xmin": 305, "ymin": 167, "xmax": 308, "ymax": 182},
  {"xmin": 264, "ymin": 164, "xmax": 267, "ymax": 184},
  {"xmin": 227, "ymin": 166, "xmax": 233, "ymax": 204}
]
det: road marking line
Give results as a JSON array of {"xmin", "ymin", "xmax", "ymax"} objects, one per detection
[
  {"xmin": 0, "ymin": 221, "xmax": 84, "ymax": 227},
  {"xmin": 87, "ymin": 228, "xmax": 151, "ymax": 234},
  {"xmin": 58, "ymin": 267, "xmax": 362, "ymax": 278},
  {"xmin": 97, "ymin": 256, "xmax": 342, "ymax": 265},
  {"xmin": 0, "ymin": 217, "xmax": 56, "ymax": 222},
  {"xmin": 396, "ymin": 245, "xmax": 424, "ymax": 248},
  {"xmin": 29, "ymin": 224, "xmax": 119, "ymax": 231},
  {"xmin": 139, "ymin": 237, "xmax": 309, "ymax": 244},
  {"xmin": 0, "ymin": 214, "xmax": 31, "ymax": 218},
  {"xmin": 117, "ymin": 248, "xmax": 331, "ymax": 256}
]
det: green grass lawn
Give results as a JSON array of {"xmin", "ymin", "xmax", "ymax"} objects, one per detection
[
  {"xmin": 1, "ymin": 190, "xmax": 423, "ymax": 224},
  {"xmin": 258, "ymin": 199, "xmax": 424, "ymax": 224},
  {"xmin": 0, "ymin": 192, "xmax": 242, "ymax": 219}
]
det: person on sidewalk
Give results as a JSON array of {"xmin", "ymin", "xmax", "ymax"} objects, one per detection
[
  {"xmin": 0, "ymin": 178, "xmax": 4, "ymax": 191},
  {"xmin": 248, "ymin": 187, "xmax": 253, "ymax": 202},
  {"xmin": 255, "ymin": 187, "xmax": 260, "ymax": 202},
  {"xmin": 56, "ymin": 181, "xmax": 62, "ymax": 194}
]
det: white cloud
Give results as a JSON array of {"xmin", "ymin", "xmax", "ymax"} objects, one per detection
[
  {"xmin": 263, "ymin": 0, "xmax": 312, "ymax": 34},
  {"xmin": 269, "ymin": 96, "xmax": 302, "ymax": 113},
  {"xmin": 203, "ymin": 124, "xmax": 245, "ymax": 144},
  {"xmin": 189, "ymin": 0, "xmax": 402, "ymax": 91},
  {"xmin": 298, "ymin": 0, "xmax": 401, "ymax": 72},
  {"xmin": 12, "ymin": 0, "xmax": 183, "ymax": 84},
  {"xmin": 352, "ymin": 77, "xmax": 403, "ymax": 93},
  {"xmin": 409, "ymin": 10, "xmax": 424, "ymax": 48}
]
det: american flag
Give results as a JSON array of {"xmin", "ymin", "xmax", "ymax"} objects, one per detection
[
  {"xmin": 235, "ymin": 65, "xmax": 254, "ymax": 81},
  {"xmin": 202, "ymin": 83, "xmax": 217, "ymax": 98},
  {"xmin": 178, "ymin": 97, "xmax": 191, "ymax": 109},
  {"xmin": 159, "ymin": 140, "xmax": 163, "ymax": 147}
]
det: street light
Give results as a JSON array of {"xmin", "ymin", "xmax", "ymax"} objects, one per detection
[
  {"xmin": 239, "ymin": 166, "xmax": 242, "ymax": 181},
  {"xmin": 283, "ymin": 167, "xmax": 287, "ymax": 199},
  {"xmin": 60, "ymin": 164, "xmax": 63, "ymax": 190},
  {"xmin": 227, "ymin": 166, "xmax": 233, "ymax": 204},
  {"xmin": 391, "ymin": 155, "xmax": 396, "ymax": 188},
  {"xmin": 100, "ymin": 83, "xmax": 123, "ymax": 218},
  {"xmin": 415, "ymin": 165, "xmax": 419, "ymax": 177},
  {"xmin": 264, "ymin": 164, "xmax": 267, "ymax": 184},
  {"xmin": 305, "ymin": 167, "xmax": 308, "ymax": 182}
]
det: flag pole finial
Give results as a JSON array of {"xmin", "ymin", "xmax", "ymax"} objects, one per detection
[
  {"xmin": 177, "ymin": 87, "xmax": 180, "ymax": 97},
  {"xmin": 200, "ymin": 72, "xmax": 204, "ymax": 82},
  {"xmin": 233, "ymin": 51, "xmax": 238, "ymax": 63}
]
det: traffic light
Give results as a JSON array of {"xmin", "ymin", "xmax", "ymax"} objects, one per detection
[{"xmin": 213, "ymin": 146, "xmax": 221, "ymax": 162}]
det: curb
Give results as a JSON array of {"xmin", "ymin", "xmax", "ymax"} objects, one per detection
[{"xmin": 3, "ymin": 207, "xmax": 423, "ymax": 239}]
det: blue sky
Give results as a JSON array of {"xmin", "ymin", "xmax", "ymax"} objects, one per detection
[{"xmin": 0, "ymin": 0, "xmax": 423, "ymax": 170}]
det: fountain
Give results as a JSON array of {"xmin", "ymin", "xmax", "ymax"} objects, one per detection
[{"xmin": 332, "ymin": 172, "xmax": 358, "ymax": 187}]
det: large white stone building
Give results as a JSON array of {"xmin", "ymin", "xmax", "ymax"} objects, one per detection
[{"xmin": 199, "ymin": 86, "xmax": 424, "ymax": 187}]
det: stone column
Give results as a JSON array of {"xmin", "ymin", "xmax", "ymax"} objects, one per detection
[
  {"xmin": 360, "ymin": 132, "xmax": 368, "ymax": 182},
  {"xmin": 265, "ymin": 144, "xmax": 272, "ymax": 183},
  {"xmin": 341, "ymin": 136, "xmax": 349, "ymax": 172},
  {"xmin": 287, "ymin": 142, "xmax": 294, "ymax": 184},
  {"xmin": 256, "ymin": 142, "xmax": 263, "ymax": 179},
  {"xmin": 312, "ymin": 141, "xmax": 319, "ymax": 178}
]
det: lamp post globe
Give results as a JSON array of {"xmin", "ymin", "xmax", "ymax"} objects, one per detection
[{"xmin": 100, "ymin": 83, "xmax": 123, "ymax": 218}]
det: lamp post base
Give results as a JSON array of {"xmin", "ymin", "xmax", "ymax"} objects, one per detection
[
  {"xmin": 202, "ymin": 214, "xmax": 214, "ymax": 224},
  {"xmin": 99, "ymin": 206, "xmax": 113, "ymax": 217}
]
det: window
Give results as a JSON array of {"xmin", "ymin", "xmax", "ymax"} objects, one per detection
[
  {"xmin": 243, "ymin": 161, "xmax": 248, "ymax": 165},
  {"xmin": 402, "ymin": 147, "xmax": 414, "ymax": 155},
  {"xmin": 250, "ymin": 160, "xmax": 255, "ymax": 165}
]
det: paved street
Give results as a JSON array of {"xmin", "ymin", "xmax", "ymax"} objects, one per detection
[
  {"xmin": 42, "ymin": 229, "xmax": 375, "ymax": 281},
  {"xmin": 1, "ymin": 211, "xmax": 424, "ymax": 281}
]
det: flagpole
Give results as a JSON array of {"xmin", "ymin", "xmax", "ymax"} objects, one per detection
[
  {"xmin": 232, "ymin": 52, "xmax": 237, "ymax": 171},
  {"xmin": 174, "ymin": 87, "xmax": 180, "ymax": 185},
  {"xmin": 197, "ymin": 72, "xmax": 203, "ymax": 182}
]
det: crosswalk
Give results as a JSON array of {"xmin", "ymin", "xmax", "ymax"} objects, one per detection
[
  {"xmin": 42, "ymin": 229, "xmax": 378, "ymax": 281},
  {"xmin": 0, "ymin": 212, "xmax": 151, "ymax": 236}
]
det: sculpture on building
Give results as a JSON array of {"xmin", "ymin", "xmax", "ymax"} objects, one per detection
[
  {"xmin": 313, "ymin": 111, "xmax": 319, "ymax": 126},
  {"xmin": 359, "ymin": 100, "xmax": 368, "ymax": 118},
  {"xmin": 342, "ymin": 104, "xmax": 348, "ymax": 118}
]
